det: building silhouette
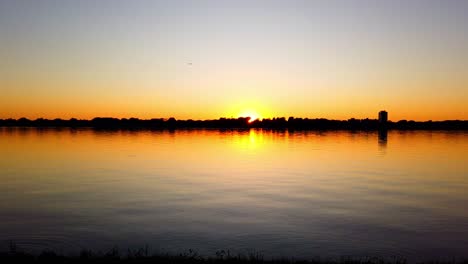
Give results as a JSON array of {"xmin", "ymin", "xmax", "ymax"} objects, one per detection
[{"xmin": 378, "ymin": 110, "xmax": 388, "ymax": 124}]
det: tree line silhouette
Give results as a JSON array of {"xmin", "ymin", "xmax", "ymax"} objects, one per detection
[{"xmin": 0, "ymin": 117, "xmax": 466, "ymax": 130}]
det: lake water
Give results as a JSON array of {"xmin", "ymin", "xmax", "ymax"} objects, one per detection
[{"xmin": 0, "ymin": 128, "xmax": 467, "ymax": 261}]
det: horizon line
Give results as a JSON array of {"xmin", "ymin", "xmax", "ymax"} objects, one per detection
[{"xmin": 1, "ymin": 116, "xmax": 467, "ymax": 123}]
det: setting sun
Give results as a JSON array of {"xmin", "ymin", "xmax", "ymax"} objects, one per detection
[{"xmin": 239, "ymin": 110, "xmax": 261, "ymax": 122}]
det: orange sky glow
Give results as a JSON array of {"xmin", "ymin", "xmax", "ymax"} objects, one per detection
[{"xmin": 1, "ymin": 1, "xmax": 467, "ymax": 121}]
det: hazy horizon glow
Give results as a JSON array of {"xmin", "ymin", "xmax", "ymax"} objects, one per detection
[{"xmin": 1, "ymin": 0, "xmax": 467, "ymax": 121}]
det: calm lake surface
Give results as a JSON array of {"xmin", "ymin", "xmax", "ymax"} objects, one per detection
[{"xmin": 1, "ymin": 128, "xmax": 467, "ymax": 261}]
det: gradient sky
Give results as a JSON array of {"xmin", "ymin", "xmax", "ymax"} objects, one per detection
[{"xmin": 1, "ymin": 0, "xmax": 467, "ymax": 121}]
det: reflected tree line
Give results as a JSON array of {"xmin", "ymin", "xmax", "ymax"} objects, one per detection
[{"xmin": 0, "ymin": 117, "xmax": 467, "ymax": 130}]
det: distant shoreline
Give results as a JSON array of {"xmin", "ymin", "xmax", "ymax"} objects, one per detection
[{"xmin": 0, "ymin": 117, "xmax": 467, "ymax": 130}]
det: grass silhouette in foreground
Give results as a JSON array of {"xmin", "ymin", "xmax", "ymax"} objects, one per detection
[
  {"xmin": 0, "ymin": 117, "xmax": 467, "ymax": 130},
  {"xmin": 2, "ymin": 244, "xmax": 467, "ymax": 264}
]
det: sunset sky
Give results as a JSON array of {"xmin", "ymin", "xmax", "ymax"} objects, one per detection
[{"xmin": 1, "ymin": 0, "xmax": 467, "ymax": 121}]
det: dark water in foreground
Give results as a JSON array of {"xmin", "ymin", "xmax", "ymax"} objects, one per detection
[{"xmin": 0, "ymin": 128, "xmax": 467, "ymax": 261}]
